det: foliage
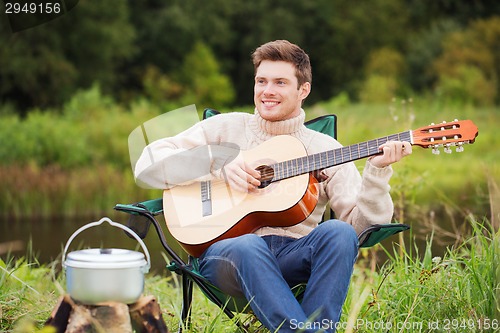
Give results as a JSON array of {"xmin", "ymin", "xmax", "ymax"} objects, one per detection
[
  {"xmin": 141, "ymin": 41, "xmax": 235, "ymax": 109},
  {"xmin": 436, "ymin": 65, "xmax": 496, "ymax": 106},
  {"xmin": 343, "ymin": 217, "xmax": 499, "ymax": 333},
  {"xmin": 433, "ymin": 16, "xmax": 500, "ymax": 105},
  {"xmin": 296, "ymin": 0, "xmax": 409, "ymax": 101},
  {"xmin": 0, "ymin": 0, "xmax": 135, "ymax": 112},
  {"xmin": 0, "ymin": 111, "xmax": 87, "ymax": 168},
  {"xmin": 359, "ymin": 76, "xmax": 399, "ymax": 104},
  {"xmin": 0, "ymin": 85, "xmax": 164, "ymax": 218},
  {"xmin": 3, "ymin": 1, "xmax": 499, "ymax": 112},
  {"xmin": 0, "ymin": 84, "xmax": 160, "ymax": 170},
  {"xmin": 364, "ymin": 47, "xmax": 406, "ymax": 78},
  {"xmin": 0, "ymin": 255, "xmax": 60, "ymax": 332},
  {"xmin": 405, "ymin": 19, "xmax": 461, "ymax": 94},
  {"xmin": 359, "ymin": 47, "xmax": 407, "ymax": 103},
  {"xmin": 142, "ymin": 65, "xmax": 184, "ymax": 104},
  {"xmin": 179, "ymin": 41, "xmax": 235, "ymax": 108}
]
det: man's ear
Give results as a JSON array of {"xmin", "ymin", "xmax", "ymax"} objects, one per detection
[{"xmin": 299, "ymin": 82, "xmax": 311, "ymax": 101}]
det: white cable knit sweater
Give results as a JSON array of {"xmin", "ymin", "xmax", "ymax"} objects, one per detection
[{"xmin": 134, "ymin": 109, "xmax": 394, "ymax": 236}]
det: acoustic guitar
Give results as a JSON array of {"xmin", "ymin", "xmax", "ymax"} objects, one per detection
[{"xmin": 163, "ymin": 119, "xmax": 478, "ymax": 256}]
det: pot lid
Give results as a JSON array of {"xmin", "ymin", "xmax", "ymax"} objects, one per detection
[{"xmin": 65, "ymin": 248, "xmax": 147, "ymax": 269}]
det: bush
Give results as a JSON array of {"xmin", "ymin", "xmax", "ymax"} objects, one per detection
[
  {"xmin": 432, "ymin": 16, "xmax": 500, "ymax": 106},
  {"xmin": 180, "ymin": 41, "xmax": 235, "ymax": 108},
  {"xmin": 0, "ymin": 111, "xmax": 90, "ymax": 168},
  {"xmin": 359, "ymin": 48, "xmax": 407, "ymax": 103},
  {"xmin": 359, "ymin": 75, "xmax": 399, "ymax": 104},
  {"xmin": 406, "ymin": 19, "xmax": 462, "ymax": 93},
  {"xmin": 61, "ymin": 84, "xmax": 161, "ymax": 170},
  {"xmin": 436, "ymin": 65, "xmax": 496, "ymax": 106}
]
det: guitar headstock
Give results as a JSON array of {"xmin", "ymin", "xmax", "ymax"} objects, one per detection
[{"xmin": 412, "ymin": 119, "xmax": 478, "ymax": 154}]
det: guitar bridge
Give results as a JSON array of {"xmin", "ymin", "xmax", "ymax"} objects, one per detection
[{"xmin": 201, "ymin": 181, "xmax": 212, "ymax": 217}]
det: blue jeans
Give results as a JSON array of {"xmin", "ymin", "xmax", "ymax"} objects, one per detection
[{"xmin": 198, "ymin": 220, "xmax": 359, "ymax": 332}]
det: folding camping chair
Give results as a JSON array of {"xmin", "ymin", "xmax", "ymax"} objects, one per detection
[{"xmin": 114, "ymin": 108, "xmax": 409, "ymax": 332}]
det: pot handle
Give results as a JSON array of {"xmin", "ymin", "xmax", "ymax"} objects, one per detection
[{"xmin": 62, "ymin": 217, "xmax": 151, "ymax": 273}]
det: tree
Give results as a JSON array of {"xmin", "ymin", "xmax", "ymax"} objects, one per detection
[
  {"xmin": 0, "ymin": 0, "xmax": 135, "ymax": 113},
  {"xmin": 405, "ymin": 19, "xmax": 461, "ymax": 94},
  {"xmin": 360, "ymin": 47, "xmax": 406, "ymax": 103},
  {"xmin": 433, "ymin": 16, "xmax": 500, "ymax": 105},
  {"xmin": 180, "ymin": 42, "xmax": 235, "ymax": 108},
  {"xmin": 298, "ymin": 0, "xmax": 410, "ymax": 101}
]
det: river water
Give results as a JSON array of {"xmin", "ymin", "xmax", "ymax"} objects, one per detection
[{"xmin": 0, "ymin": 214, "xmax": 187, "ymax": 274}]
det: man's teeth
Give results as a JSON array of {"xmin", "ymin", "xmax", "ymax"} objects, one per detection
[{"xmin": 263, "ymin": 101, "xmax": 279, "ymax": 106}]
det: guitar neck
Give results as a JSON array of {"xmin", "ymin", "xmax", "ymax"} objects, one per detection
[{"xmin": 272, "ymin": 130, "xmax": 412, "ymax": 181}]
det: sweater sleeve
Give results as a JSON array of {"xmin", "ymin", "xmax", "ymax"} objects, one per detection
[
  {"xmin": 133, "ymin": 122, "xmax": 208, "ymax": 189},
  {"xmin": 133, "ymin": 119, "xmax": 241, "ymax": 189},
  {"xmin": 324, "ymin": 160, "xmax": 394, "ymax": 234}
]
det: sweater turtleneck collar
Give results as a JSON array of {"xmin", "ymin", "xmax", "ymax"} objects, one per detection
[{"xmin": 252, "ymin": 108, "xmax": 306, "ymax": 137}]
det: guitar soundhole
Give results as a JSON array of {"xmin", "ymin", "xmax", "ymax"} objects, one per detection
[{"xmin": 256, "ymin": 165, "xmax": 274, "ymax": 189}]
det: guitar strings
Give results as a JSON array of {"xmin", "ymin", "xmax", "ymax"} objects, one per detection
[
  {"xmin": 258, "ymin": 131, "xmax": 411, "ymax": 181},
  {"xmin": 206, "ymin": 132, "xmax": 412, "ymax": 185},
  {"xmin": 266, "ymin": 138, "xmax": 393, "ymax": 178},
  {"xmin": 205, "ymin": 127, "xmax": 472, "ymax": 186}
]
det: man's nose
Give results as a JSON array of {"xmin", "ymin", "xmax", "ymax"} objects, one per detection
[{"xmin": 263, "ymin": 83, "xmax": 276, "ymax": 95}]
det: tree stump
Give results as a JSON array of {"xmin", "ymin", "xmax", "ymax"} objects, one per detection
[
  {"xmin": 65, "ymin": 301, "xmax": 132, "ymax": 333},
  {"xmin": 45, "ymin": 295, "xmax": 169, "ymax": 333},
  {"xmin": 129, "ymin": 295, "xmax": 169, "ymax": 333}
]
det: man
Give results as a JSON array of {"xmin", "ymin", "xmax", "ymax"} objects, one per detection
[{"xmin": 135, "ymin": 40, "xmax": 411, "ymax": 332}]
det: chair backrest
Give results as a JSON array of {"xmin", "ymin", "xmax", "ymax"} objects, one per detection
[{"xmin": 304, "ymin": 114, "xmax": 337, "ymax": 140}]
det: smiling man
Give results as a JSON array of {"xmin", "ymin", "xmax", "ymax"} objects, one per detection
[
  {"xmin": 254, "ymin": 59, "xmax": 310, "ymax": 121},
  {"xmin": 135, "ymin": 40, "xmax": 411, "ymax": 332}
]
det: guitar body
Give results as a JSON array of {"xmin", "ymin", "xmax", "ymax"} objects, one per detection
[{"xmin": 163, "ymin": 135, "xmax": 320, "ymax": 257}]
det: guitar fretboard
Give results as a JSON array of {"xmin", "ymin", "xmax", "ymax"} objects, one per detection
[{"xmin": 272, "ymin": 131, "xmax": 412, "ymax": 181}]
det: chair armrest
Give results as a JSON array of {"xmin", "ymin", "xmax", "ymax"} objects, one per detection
[
  {"xmin": 114, "ymin": 198, "xmax": 164, "ymax": 216},
  {"xmin": 358, "ymin": 223, "xmax": 410, "ymax": 248},
  {"xmin": 114, "ymin": 203, "xmax": 148, "ymax": 215}
]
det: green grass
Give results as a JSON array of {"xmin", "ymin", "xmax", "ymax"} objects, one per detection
[
  {"xmin": 343, "ymin": 217, "xmax": 499, "ymax": 333},
  {"xmin": 0, "ymin": 256, "xmax": 60, "ymax": 332},
  {"xmin": 2, "ymin": 216, "xmax": 498, "ymax": 333}
]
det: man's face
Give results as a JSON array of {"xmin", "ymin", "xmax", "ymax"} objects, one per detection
[{"xmin": 254, "ymin": 60, "xmax": 310, "ymax": 122}]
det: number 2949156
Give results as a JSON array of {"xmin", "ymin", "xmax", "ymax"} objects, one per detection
[{"xmin": 5, "ymin": 2, "xmax": 61, "ymax": 14}]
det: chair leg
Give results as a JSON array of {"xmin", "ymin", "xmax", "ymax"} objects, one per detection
[{"xmin": 178, "ymin": 273, "xmax": 193, "ymax": 333}]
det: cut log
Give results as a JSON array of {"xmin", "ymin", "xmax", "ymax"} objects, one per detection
[
  {"xmin": 65, "ymin": 301, "xmax": 132, "ymax": 333},
  {"xmin": 45, "ymin": 295, "xmax": 73, "ymax": 333},
  {"xmin": 45, "ymin": 295, "xmax": 168, "ymax": 333},
  {"xmin": 129, "ymin": 295, "xmax": 169, "ymax": 333}
]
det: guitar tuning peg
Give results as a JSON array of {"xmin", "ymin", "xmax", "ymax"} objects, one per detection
[
  {"xmin": 432, "ymin": 147, "xmax": 440, "ymax": 155},
  {"xmin": 444, "ymin": 146, "xmax": 452, "ymax": 154},
  {"xmin": 456, "ymin": 142, "xmax": 464, "ymax": 152},
  {"xmin": 454, "ymin": 119, "xmax": 458, "ymax": 122}
]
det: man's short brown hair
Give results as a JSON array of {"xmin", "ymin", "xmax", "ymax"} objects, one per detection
[{"xmin": 252, "ymin": 40, "xmax": 312, "ymax": 87}]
